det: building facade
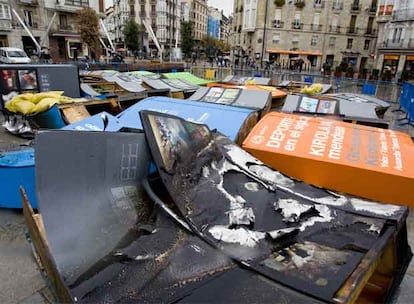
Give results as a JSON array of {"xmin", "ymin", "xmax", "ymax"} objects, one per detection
[
  {"xmin": 110, "ymin": 0, "xmax": 181, "ymax": 58},
  {"xmin": 207, "ymin": 6, "xmax": 220, "ymax": 39},
  {"xmin": 3, "ymin": 0, "xmax": 104, "ymax": 61},
  {"xmin": 376, "ymin": 0, "xmax": 414, "ymax": 79},
  {"xmin": 182, "ymin": 0, "xmax": 207, "ymax": 42},
  {"xmin": 231, "ymin": 0, "xmax": 379, "ymax": 71},
  {"xmin": 220, "ymin": 12, "xmax": 229, "ymax": 42}
]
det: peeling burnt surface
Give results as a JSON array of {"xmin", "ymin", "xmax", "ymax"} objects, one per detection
[
  {"xmin": 37, "ymin": 130, "xmax": 324, "ymax": 303},
  {"xmin": 140, "ymin": 111, "xmax": 407, "ymax": 302}
]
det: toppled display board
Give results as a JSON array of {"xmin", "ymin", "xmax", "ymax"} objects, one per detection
[
  {"xmin": 25, "ymin": 117, "xmax": 412, "ymax": 303},
  {"xmin": 116, "ymin": 96, "xmax": 259, "ymax": 145},
  {"xmin": 220, "ymin": 75, "xmax": 272, "ymax": 85},
  {"xmin": 189, "ymin": 87, "xmax": 272, "ymax": 117},
  {"xmin": 203, "ymin": 83, "xmax": 287, "ymax": 104},
  {"xmin": 0, "ymin": 64, "xmax": 80, "ymax": 109},
  {"xmin": 30, "ymin": 130, "xmax": 320, "ymax": 303},
  {"xmin": 139, "ymin": 111, "xmax": 411, "ymax": 303},
  {"xmin": 281, "ymin": 94, "xmax": 389, "ymax": 129},
  {"xmin": 243, "ymin": 112, "xmax": 414, "ymax": 206}
]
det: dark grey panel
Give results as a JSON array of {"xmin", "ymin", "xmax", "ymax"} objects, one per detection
[
  {"xmin": 253, "ymin": 77, "xmax": 271, "ymax": 85},
  {"xmin": 281, "ymin": 95, "xmax": 301, "ymax": 112},
  {"xmin": 35, "ymin": 130, "xmax": 150, "ymax": 287},
  {"xmin": 339, "ymin": 100, "xmax": 379, "ymax": 119},
  {"xmin": 36, "ymin": 66, "xmax": 81, "ymax": 97},
  {"xmin": 188, "ymin": 87, "xmax": 210, "ymax": 100},
  {"xmin": 236, "ymin": 89, "xmax": 272, "ymax": 109}
]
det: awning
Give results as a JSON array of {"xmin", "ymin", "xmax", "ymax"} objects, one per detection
[
  {"xmin": 384, "ymin": 55, "xmax": 400, "ymax": 60},
  {"xmin": 266, "ymin": 49, "xmax": 322, "ymax": 56}
]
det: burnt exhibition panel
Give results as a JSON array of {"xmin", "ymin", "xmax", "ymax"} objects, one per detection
[
  {"xmin": 35, "ymin": 130, "xmax": 321, "ymax": 303},
  {"xmin": 140, "ymin": 111, "xmax": 411, "ymax": 302}
]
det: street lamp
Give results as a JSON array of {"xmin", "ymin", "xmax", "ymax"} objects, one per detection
[{"xmin": 260, "ymin": 0, "xmax": 269, "ymax": 66}]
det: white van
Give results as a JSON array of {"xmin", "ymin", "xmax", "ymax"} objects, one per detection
[{"xmin": 0, "ymin": 47, "xmax": 31, "ymax": 64}]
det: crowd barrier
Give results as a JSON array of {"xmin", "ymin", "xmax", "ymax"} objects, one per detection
[{"xmin": 396, "ymin": 82, "xmax": 414, "ymax": 127}]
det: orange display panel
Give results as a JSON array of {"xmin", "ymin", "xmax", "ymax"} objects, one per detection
[
  {"xmin": 206, "ymin": 83, "xmax": 287, "ymax": 99},
  {"xmin": 243, "ymin": 112, "xmax": 414, "ymax": 207}
]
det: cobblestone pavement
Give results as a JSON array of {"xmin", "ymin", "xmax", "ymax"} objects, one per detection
[{"xmin": 0, "ymin": 103, "xmax": 414, "ymax": 303}]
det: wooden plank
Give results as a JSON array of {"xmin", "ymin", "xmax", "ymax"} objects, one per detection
[
  {"xmin": 60, "ymin": 105, "xmax": 91, "ymax": 124},
  {"xmin": 21, "ymin": 187, "xmax": 73, "ymax": 303},
  {"xmin": 58, "ymin": 99, "xmax": 114, "ymax": 109},
  {"xmin": 33, "ymin": 214, "xmax": 48, "ymax": 247},
  {"xmin": 333, "ymin": 228, "xmax": 395, "ymax": 303}
]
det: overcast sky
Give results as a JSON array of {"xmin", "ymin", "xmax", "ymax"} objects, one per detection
[{"xmin": 208, "ymin": 0, "xmax": 234, "ymax": 17}]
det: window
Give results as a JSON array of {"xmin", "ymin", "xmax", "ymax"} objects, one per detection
[
  {"xmin": 347, "ymin": 38, "xmax": 353, "ymax": 49},
  {"xmin": 293, "ymin": 11, "xmax": 301, "ymax": 28},
  {"xmin": 275, "ymin": 9, "xmax": 281, "ymax": 22},
  {"xmin": 272, "ymin": 33, "xmax": 280, "ymax": 44},
  {"xmin": 292, "ymin": 34, "xmax": 299, "ymax": 45},
  {"xmin": 23, "ymin": 10, "xmax": 33, "ymax": 27},
  {"xmin": 0, "ymin": 4, "xmax": 10, "ymax": 19},
  {"xmin": 329, "ymin": 37, "xmax": 336, "ymax": 47},
  {"xmin": 364, "ymin": 39, "xmax": 370, "ymax": 50},
  {"xmin": 314, "ymin": 0, "xmax": 322, "ymax": 6},
  {"xmin": 349, "ymin": 15, "xmax": 357, "ymax": 32},
  {"xmin": 333, "ymin": 0, "xmax": 341, "ymax": 9},
  {"xmin": 331, "ymin": 14, "xmax": 338, "ymax": 31},
  {"xmin": 59, "ymin": 14, "xmax": 67, "ymax": 27},
  {"xmin": 311, "ymin": 35, "xmax": 318, "ymax": 46},
  {"xmin": 313, "ymin": 13, "xmax": 320, "ymax": 30},
  {"xmin": 392, "ymin": 28, "xmax": 403, "ymax": 43}
]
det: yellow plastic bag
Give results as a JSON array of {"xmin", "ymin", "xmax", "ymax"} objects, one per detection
[
  {"xmin": 12, "ymin": 100, "xmax": 36, "ymax": 115},
  {"xmin": 31, "ymin": 91, "xmax": 64, "ymax": 104},
  {"xmin": 32, "ymin": 98, "xmax": 59, "ymax": 113}
]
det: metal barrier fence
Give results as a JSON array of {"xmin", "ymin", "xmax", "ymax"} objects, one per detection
[
  {"xmin": 188, "ymin": 66, "xmax": 403, "ymax": 104},
  {"xmin": 396, "ymin": 82, "xmax": 414, "ymax": 126}
]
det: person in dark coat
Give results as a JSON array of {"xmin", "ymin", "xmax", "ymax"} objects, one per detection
[{"xmin": 73, "ymin": 48, "xmax": 78, "ymax": 61}]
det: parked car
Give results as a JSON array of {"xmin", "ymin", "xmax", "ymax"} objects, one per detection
[{"xmin": 0, "ymin": 47, "xmax": 31, "ymax": 64}]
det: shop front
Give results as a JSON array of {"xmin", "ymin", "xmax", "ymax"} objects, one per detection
[
  {"xmin": 267, "ymin": 49, "xmax": 322, "ymax": 70},
  {"xmin": 382, "ymin": 54, "xmax": 400, "ymax": 76},
  {"xmin": 403, "ymin": 55, "xmax": 414, "ymax": 79},
  {"xmin": 0, "ymin": 35, "xmax": 8, "ymax": 47}
]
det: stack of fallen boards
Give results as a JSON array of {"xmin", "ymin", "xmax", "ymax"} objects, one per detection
[{"xmin": 35, "ymin": 112, "xmax": 411, "ymax": 303}]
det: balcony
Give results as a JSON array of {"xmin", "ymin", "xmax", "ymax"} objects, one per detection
[
  {"xmin": 393, "ymin": 9, "xmax": 414, "ymax": 22},
  {"xmin": 364, "ymin": 28, "xmax": 377, "ymax": 36},
  {"xmin": 380, "ymin": 39, "xmax": 404, "ymax": 49},
  {"xmin": 60, "ymin": 24, "xmax": 73, "ymax": 31},
  {"xmin": 291, "ymin": 22, "xmax": 303, "ymax": 30},
  {"xmin": 329, "ymin": 25, "xmax": 341, "ymax": 33},
  {"xmin": 368, "ymin": 5, "xmax": 377, "ymax": 14},
  {"xmin": 332, "ymin": 2, "xmax": 343, "ymax": 10},
  {"xmin": 0, "ymin": 19, "xmax": 11, "ymax": 31},
  {"xmin": 350, "ymin": 4, "xmax": 361, "ymax": 12},
  {"xmin": 272, "ymin": 20, "xmax": 284, "ymax": 28},
  {"xmin": 347, "ymin": 27, "xmax": 359, "ymax": 34},
  {"xmin": 29, "ymin": 22, "xmax": 39, "ymax": 29},
  {"xmin": 18, "ymin": 0, "xmax": 38, "ymax": 6},
  {"xmin": 55, "ymin": 2, "xmax": 84, "ymax": 13},
  {"xmin": 310, "ymin": 24, "xmax": 322, "ymax": 31},
  {"xmin": 242, "ymin": 26, "xmax": 255, "ymax": 33}
]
